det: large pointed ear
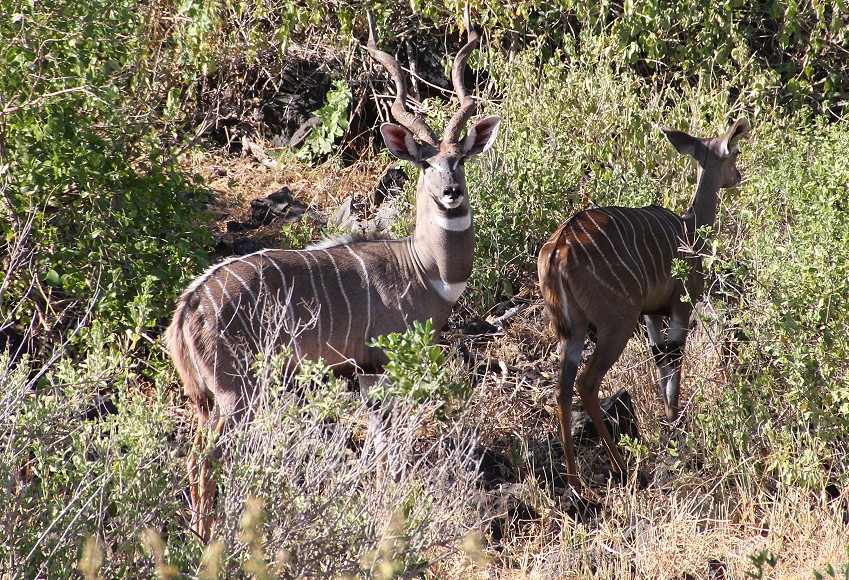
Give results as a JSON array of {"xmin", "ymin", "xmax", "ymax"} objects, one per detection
[
  {"xmin": 462, "ymin": 115, "xmax": 501, "ymax": 156},
  {"xmin": 719, "ymin": 117, "xmax": 750, "ymax": 157},
  {"xmin": 661, "ymin": 127, "xmax": 701, "ymax": 158},
  {"xmin": 380, "ymin": 123, "xmax": 420, "ymax": 163}
]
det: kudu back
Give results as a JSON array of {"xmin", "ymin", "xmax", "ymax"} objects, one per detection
[
  {"xmin": 166, "ymin": 9, "xmax": 500, "ymax": 541},
  {"xmin": 537, "ymin": 118, "xmax": 750, "ymax": 491}
]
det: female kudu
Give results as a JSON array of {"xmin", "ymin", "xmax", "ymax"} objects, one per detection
[{"xmin": 538, "ymin": 118, "xmax": 750, "ymax": 491}]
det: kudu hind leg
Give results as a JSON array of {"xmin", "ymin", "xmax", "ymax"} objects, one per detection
[
  {"xmin": 195, "ymin": 415, "xmax": 226, "ymax": 541},
  {"xmin": 574, "ymin": 328, "xmax": 633, "ymax": 479},
  {"xmin": 187, "ymin": 403, "xmax": 211, "ymax": 539},
  {"xmin": 555, "ymin": 336, "xmax": 584, "ymax": 491}
]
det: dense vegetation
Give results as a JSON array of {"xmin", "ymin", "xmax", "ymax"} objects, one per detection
[{"xmin": 2, "ymin": 0, "xmax": 848, "ymax": 577}]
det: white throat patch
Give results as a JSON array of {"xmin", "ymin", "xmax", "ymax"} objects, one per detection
[
  {"xmin": 429, "ymin": 278, "xmax": 467, "ymax": 303},
  {"xmin": 432, "ymin": 212, "xmax": 472, "ymax": 231}
]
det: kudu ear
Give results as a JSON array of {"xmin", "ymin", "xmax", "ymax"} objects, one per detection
[
  {"xmin": 462, "ymin": 115, "xmax": 501, "ymax": 156},
  {"xmin": 380, "ymin": 123, "xmax": 420, "ymax": 163},
  {"xmin": 719, "ymin": 117, "xmax": 750, "ymax": 157},
  {"xmin": 661, "ymin": 127, "xmax": 700, "ymax": 158}
]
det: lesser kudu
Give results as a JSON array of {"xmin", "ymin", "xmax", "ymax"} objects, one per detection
[
  {"xmin": 166, "ymin": 7, "xmax": 500, "ymax": 540},
  {"xmin": 537, "ymin": 118, "xmax": 750, "ymax": 491}
]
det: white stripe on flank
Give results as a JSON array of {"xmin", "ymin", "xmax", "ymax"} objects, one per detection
[
  {"xmin": 657, "ymin": 210, "xmax": 686, "ymax": 253},
  {"xmin": 185, "ymin": 252, "xmax": 256, "ymax": 296},
  {"xmin": 604, "ymin": 208, "xmax": 650, "ymax": 293},
  {"xmin": 236, "ymin": 255, "xmax": 263, "ymax": 277},
  {"xmin": 210, "ymin": 277, "xmax": 254, "ymax": 336},
  {"xmin": 575, "ymin": 218, "xmax": 628, "ymax": 295},
  {"xmin": 585, "ymin": 211, "xmax": 644, "ymax": 294},
  {"xmin": 294, "ymin": 251, "xmax": 322, "ymax": 357},
  {"xmin": 599, "ymin": 211, "xmax": 646, "ymax": 295},
  {"xmin": 568, "ymin": 221, "xmax": 596, "ymax": 266},
  {"xmin": 645, "ymin": 209, "xmax": 677, "ymax": 255},
  {"xmin": 429, "ymin": 278, "xmax": 467, "ymax": 303},
  {"xmin": 625, "ymin": 209, "xmax": 661, "ymax": 285},
  {"xmin": 432, "ymin": 212, "xmax": 472, "ymax": 231},
  {"xmin": 201, "ymin": 282, "xmax": 234, "ymax": 335},
  {"xmin": 563, "ymin": 240, "xmax": 580, "ymax": 267},
  {"xmin": 309, "ymin": 251, "xmax": 334, "ymax": 346},
  {"xmin": 187, "ymin": 304, "xmax": 207, "ymax": 390},
  {"xmin": 556, "ymin": 276, "xmax": 572, "ymax": 330},
  {"xmin": 221, "ymin": 265, "xmax": 258, "ymax": 304},
  {"xmin": 345, "ymin": 245, "xmax": 372, "ymax": 344},
  {"xmin": 636, "ymin": 209, "xmax": 670, "ymax": 280},
  {"xmin": 321, "ymin": 249, "xmax": 352, "ymax": 349}
]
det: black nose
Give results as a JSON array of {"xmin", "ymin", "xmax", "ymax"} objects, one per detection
[{"xmin": 444, "ymin": 185, "xmax": 463, "ymax": 200}]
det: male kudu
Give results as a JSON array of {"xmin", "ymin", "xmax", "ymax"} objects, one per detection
[
  {"xmin": 166, "ymin": 9, "xmax": 500, "ymax": 541},
  {"xmin": 537, "ymin": 118, "xmax": 750, "ymax": 491}
]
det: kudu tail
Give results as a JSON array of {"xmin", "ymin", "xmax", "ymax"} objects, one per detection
[
  {"xmin": 165, "ymin": 298, "xmax": 212, "ymax": 417},
  {"xmin": 538, "ymin": 222, "xmax": 574, "ymax": 341}
]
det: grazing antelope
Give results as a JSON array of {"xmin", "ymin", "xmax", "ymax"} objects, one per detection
[
  {"xmin": 537, "ymin": 118, "xmax": 750, "ymax": 491},
  {"xmin": 165, "ymin": 8, "xmax": 500, "ymax": 541}
]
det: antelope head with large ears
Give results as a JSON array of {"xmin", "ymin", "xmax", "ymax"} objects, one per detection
[{"xmin": 366, "ymin": 7, "xmax": 500, "ymax": 236}]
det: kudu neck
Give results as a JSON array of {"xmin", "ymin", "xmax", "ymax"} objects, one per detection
[
  {"xmin": 410, "ymin": 197, "xmax": 475, "ymax": 283},
  {"xmin": 687, "ymin": 165, "xmax": 722, "ymax": 230}
]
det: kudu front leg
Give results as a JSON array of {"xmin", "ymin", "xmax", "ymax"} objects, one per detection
[
  {"xmin": 644, "ymin": 315, "xmax": 673, "ymax": 412},
  {"xmin": 644, "ymin": 312, "xmax": 687, "ymax": 422}
]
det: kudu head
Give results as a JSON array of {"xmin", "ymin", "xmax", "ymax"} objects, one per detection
[
  {"xmin": 662, "ymin": 117, "xmax": 750, "ymax": 189},
  {"xmin": 366, "ymin": 7, "xmax": 500, "ymax": 221}
]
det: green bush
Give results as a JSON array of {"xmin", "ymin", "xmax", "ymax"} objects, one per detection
[
  {"xmin": 0, "ymin": 337, "xmax": 188, "ymax": 578},
  {"xmin": 1, "ymin": 0, "xmax": 210, "ymax": 352},
  {"xmin": 368, "ymin": 319, "xmax": 469, "ymax": 414},
  {"xmin": 697, "ymin": 118, "xmax": 849, "ymax": 488}
]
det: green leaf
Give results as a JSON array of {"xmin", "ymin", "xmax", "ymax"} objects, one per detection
[{"xmin": 44, "ymin": 269, "xmax": 62, "ymax": 287}]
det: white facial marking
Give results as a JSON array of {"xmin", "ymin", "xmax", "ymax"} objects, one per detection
[
  {"xmin": 429, "ymin": 278, "xmax": 467, "ymax": 303},
  {"xmin": 432, "ymin": 212, "xmax": 471, "ymax": 231},
  {"xmin": 429, "ymin": 157, "xmax": 453, "ymax": 175},
  {"xmin": 440, "ymin": 197, "xmax": 464, "ymax": 210}
]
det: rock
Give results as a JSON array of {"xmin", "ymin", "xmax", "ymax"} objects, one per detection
[
  {"xmin": 227, "ymin": 220, "xmax": 255, "ymax": 233},
  {"xmin": 571, "ymin": 388, "xmax": 640, "ymax": 443},
  {"xmin": 250, "ymin": 186, "xmax": 306, "ymax": 225},
  {"xmin": 232, "ymin": 238, "xmax": 262, "ymax": 255}
]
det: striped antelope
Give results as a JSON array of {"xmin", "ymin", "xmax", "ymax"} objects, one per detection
[
  {"xmin": 165, "ymin": 8, "xmax": 500, "ymax": 541},
  {"xmin": 537, "ymin": 118, "xmax": 750, "ymax": 491}
]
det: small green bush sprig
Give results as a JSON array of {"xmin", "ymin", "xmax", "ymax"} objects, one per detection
[
  {"xmin": 367, "ymin": 320, "xmax": 468, "ymax": 416},
  {"xmin": 296, "ymin": 80, "xmax": 352, "ymax": 164}
]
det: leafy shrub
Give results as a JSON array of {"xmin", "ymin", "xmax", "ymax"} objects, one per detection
[
  {"xmin": 1, "ymin": 0, "xmax": 211, "ymax": 352},
  {"xmin": 295, "ymin": 79, "xmax": 352, "ymax": 164},
  {"xmin": 694, "ymin": 117, "xmax": 849, "ymax": 489},
  {"xmin": 0, "ymin": 332, "xmax": 188, "ymax": 578},
  {"xmin": 368, "ymin": 319, "xmax": 469, "ymax": 415}
]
